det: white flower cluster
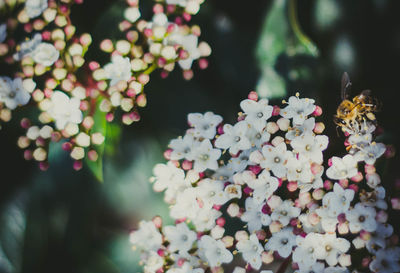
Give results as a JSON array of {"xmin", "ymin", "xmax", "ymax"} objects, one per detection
[
  {"xmin": 130, "ymin": 92, "xmax": 399, "ymax": 273},
  {"xmin": 25, "ymin": 0, "xmax": 48, "ymax": 19}
]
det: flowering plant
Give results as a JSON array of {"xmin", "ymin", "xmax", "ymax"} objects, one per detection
[
  {"xmin": 130, "ymin": 91, "xmax": 399, "ymax": 272},
  {"xmin": 0, "ymin": 0, "xmax": 210, "ymax": 180}
]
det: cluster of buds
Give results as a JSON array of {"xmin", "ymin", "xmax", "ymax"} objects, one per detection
[
  {"xmin": 91, "ymin": 0, "xmax": 210, "ymax": 125},
  {"xmin": 0, "ymin": 0, "xmax": 210, "ymax": 171},
  {"xmin": 129, "ymin": 92, "xmax": 399, "ymax": 273}
]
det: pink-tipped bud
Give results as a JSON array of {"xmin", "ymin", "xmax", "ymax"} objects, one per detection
[
  {"xmin": 20, "ymin": 118, "xmax": 31, "ymax": 129},
  {"xmin": 182, "ymin": 160, "xmax": 193, "ymax": 170},
  {"xmin": 243, "ymin": 186, "xmax": 253, "ymax": 195},
  {"xmin": 392, "ymin": 198, "xmax": 400, "ymax": 210},
  {"xmin": 73, "ymin": 160, "xmax": 83, "ymax": 171},
  {"xmin": 153, "ymin": 3, "xmax": 163, "ymax": 13},
  {"xmin": 308, "ymin": 212, "xmax": 320, "ymax": 225},
  {"xmin": 24, "ymin": 150, "xmax": 33, "ymax": 160},
  {"xmin": 324, "ymin": 180, "xmax": 333, "ymax": 190},
  {"xmin": 365, "ymin": 164, "xmax": 376, "ymax": 174},
  {"xmin": 287, "ymin": 181, "xmax": 298, "ymax": 192},
  {"xmin": 377, "ymin": 210, "xmax": 388, "ymax": 223},
  {"xmin": 127, "ymin": 0, "xmax": 138, "ymax": 6},
  {"xmin": 328, "ymin": 158, "xmax": 333, "ymax": 166},
  {"xmin": 89, "ymin": 61, "xmax": 100, "ymax": 70},
  {"xmin": 106, "ymin": 112, "xmax": 114, "ymax": 122},
  {"xmin": 272, "ymin": 105, "xmax": 280, "ymax": 116},
  {"xmin": 44, "ymin": 88, "xmax": 53, "ymax": 98},
  {"xmin": 216, "ymin": 217, "xmax": 225, "ymax": 227},
  {"xmin": 310, "ymin": 163, "xmax": 322, "ymax": 175},
  {"xmin": 75, "ymin": 0, "xmax": 84, "ymax": 4},
  {"xmin": 42, "ymin": 31, "xmax": 51, "ymax": 40},
  {"xmin": 261, "ymin": 203, "xmax": 271, "ymax": 214},
  {"xmin": 182, "ymin": 12, "xmax": 191, "ymax": 21},
  {"xmin": 248, "ymin": 91, "xmax": 258, "ymax": 101},
  {"xmin": 313, "ymin": 122, "xmax": 325, "ymax": 134},
  {"xmin": 166, "ymin": 4, "xmax": 176, "ymax": 13},
  {"xmin": 177, "ymin": 258, "xmax": 185, "ymax": 267},
  {"xmin": 138, "ymin": 73, "xmax": 150, "ymax": 85},
  {"xmin": 166, "ymin": 23, "xmax": 176, "ymax": 33},
  {"xmin": 384, "ymin": 145, "xmax": 395, "ymax": 158},
  {"xmin": 256, "ymin": 230, "xmax": 267, "ymax": 241},
  {"xmin": 175, "ymin": 17, "xmax": 183, "ymax": 25},
  {"xmin": 360, "ymin": 230, "xmax": 371, "ymax": 241},
  {"xmin": 249, "ymin": 165, "xmax": 262, "ymax": 175},
  {"xmin": 144, "ymin": 28, "xmax": 153, "ymax": 38},
  {"xmin": 39, "ymin": 161, "xmax": 49, "ymax": 171},
  {"xmin": 338, "ymin": 222, "xmax": 349, "ymax": 235},
  {"xmin": 100, "ymin": 39, "xmax": 114, "ymax": 52},
  {"xmin": 62, "ymin": 142, "xmax": 73, "ymax": 151},
  {"xmin": 198, "ymin": 58, "xmax": 208, "ymax": 69},
  {"xmin": 156, "ymin": 249, "xmax": 164, "ymax": 257},
  {"xmin": 348, "ymin": 184, "xmax": 359, "ymax": 192},
  {"xmin": 312, "ymin": 105, "xmax": 322, "ymax": 116},
  {"xmin": 183, "ymin": 69, "xmax": 194, "ymax": 80},
  {"xmin": 88, "ymin": 150, "xmax": 98, "ymax": 161},
  {"xmin": 24, "ymin": 23, "xmax": 33, "ymax": 33},
  {"xmin": 351, "ymin": 172, "xmax": 363, "ymax": 182},
  {"xmin": 136, "ymin": 94, "xmax": 147, "ymax": 107},
  {"xmin": 152, "ymin": 215, "xmax": 163, "ymax": 228}
]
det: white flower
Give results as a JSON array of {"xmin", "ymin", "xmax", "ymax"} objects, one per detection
[
  {"xmin": 14, "ymin": 33, "xmax": 42, "ymax": 61},
  {"xmin": 164, "ymin": 222, "xmax": 196, "ymax": 253},
  {"xmin": 291, "ymin": 134, "xmax": 329, "ymax": 164},
  {"xmin": 285, "ymin": 117, "xmax": 315, "ymax": 140},
  {"xmin": 124, "ymin": 6, "xmax": 141, "ymax": 23},
  {"xmin": 130, "ymin": 220, "xmax": 162, "ymax": 251},
  {"xmin": 169, "ymin": 134, "xmax": 200, "ymax": 161},
  {"xmin": 246, "ymin": 126, "xmax": 270, "ymax": 148},
  {"xmin": 292, "ymin": 233, "xmax": 319, "ymax": 268},
  {"xmin": 286, "ymin": 155, "xmax": 313, "ymax": 183},
  {"xmin": 369, "ymin": 248, "xmax": 400, "ymax": 273},
  {"xmin": 315, "ymin": 207, "xmax": 339, "ymax": 233},
  {"xmin": 247, "ymin": 170, "xmax": 278, "ymax": 204},
  {"xmin": 265, "ymin": 227, "xmax": 296, "ymax": 258},
  {"xmin": 152, "ymin": 162, "xmax": 191, "ymax": 203},
  {"xmin": 228, "ymin": 149, "xmax": 254, "ymax": 173},
  {"xmin": 0, "ymin": 24, "xmax": 6, "ymax": 43},
  {"xmin": 25, "ymin": 0, "xmax": 48, "ymax": 18},
  {"xmin": 188, "ymin": 112, "xmax": 222, "ymax": 139},
  {"xmin": 104, "ymin": 55, "xmax": 132, "ymax": 86},
  {"xmin": 240, "ymin": 99, "xmax": 273, "ymax": 131},
  {"xmin": 324, "ymin": 266, "xmax": 349, "ymax": 273},
  {"xmin": 326, "ymin": 155, "xmax": 358, "ymax": 180},
  {"xmin": 143, "ymin": 251, "xmax": 164, "ymax": 273},
  {"xmin": 31, "ymin": 42, "xmax": 59, "ymax": 66},
  {"xmin": 47, "ymin": 91, "xmax": 82, "ymax": 130},
  {"xmin": 345, "ymin": 203, "xmax": 377, "ymax": 233},
  {"xmin": 355, "ymin": 142, "xmax": 386, "ymax": 164},
  {"xmin": 271, "ymin": 200, "xmax": 300, "ymax": 226},
  {"xmin": 280, "ymin": 96, "xmax": 316, "ymax": 125},
  {"xmin": 192, "ymin": 139, "xmax": 221, "ymax": 172},
  {"xmin": 192, "ymin": 207, "xmax": 221, "ymax": 232},
  {"xmin": 236, "ymin": 234, "xmax": 263, "ymax": 269},
  {"xmin": 241, "ymin": 197, "xmax": 271, "ymax": 232},
  {"xmin": 314, "ymin": 233, "xmax": 350, "ymax": 266},
  {"xmin": 224, "ymin": 184, "xmax": 242, "ymax": 200},
  {"xmin": 196, "ymin": 179, "xmax": 227, "ymax": 206},
  {"xmin": 295, "ymin": 262, "xmax": 325, "ymax": 273},
  {"xmin": 197, "ymin": 235, "xmax": 233, "ymax": 267},
  {"xmin": 298, "ymin": 166, "xmax": 324, "ymax": 193},
  {"xmin": 0, "ymin": 77, "xmax": 31, "ymax": 109},
  {"xmin": 170, "ymin": 188, "xmax": 200, "ymax": 219},
  {"xmin": 178, "ymin": 34, "xmax": 201, "ymax": 70},
  {"xmin": 366, "ymin": 223, "xmax": 393, "ymax": 254},
  {"xmin": 260, "ymin": 142, "xmax": 292, "ymax": 178},
  {"xmin": 215, "ymin": 121, "xmax": 251, "ymax": 154},
  {"xmin": 322, "ymin": 183, "xmax": 354, "ymax": 218}
]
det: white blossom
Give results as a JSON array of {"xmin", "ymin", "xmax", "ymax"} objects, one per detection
[
  {"xmin": 240, "ymin": 98, "xmax": 273, "ymax": 131},
  {"xmin": 124, "ymin": 6, "xmax": 141, "ymax": 23},
  {"xmin": 25, "ymin": 0, "xmax": 48, "ymax": 18},
  {"xmin": 178, "ymin": 34, "xmax": 200, "ymax": 70},
  {"xmin": 192, "ymin": 207, "xmax": 221, "ymax": 232},
  {"xmin": 265, "ymin": 227, "xmax": 296, "ymax": 258},
  {"xmin": 322, "ymin": 183, "xmax": 354, "ymax": 218},
  {"xmin": 241, "ymin": 197, "xmax": 271, "ymax": 232},
  {"xmin": 164, "ymin": 222, "xmax": 196, "ymax": 253},
  {"xmin": 314, "ymin": 233, "xmax": 350, "ymax": 267},
  {"xmin": 0, "ymin": 77, "xmax": 31, "ymax": 109},
  {"xmin": 169, "ymin": 134, "xmax": 200, "ymax": 161},
  {"xmin": 355, "ymin": 142, "xmax": 386, "ymax": 164},
  {"xmin": 271, "ymin": 200, "xmax": 300, "ymax": 226},
  {"xmin": 130, "ymin": 220, "xmax": 162, "ymax": 251},
  {"xmin": 285, "ymin": 117, "xmax": 315, "ymax": 140},
  {"xmin": 247, "ymin": 170, "xmax": 279, "ymax": 204},
  {"xmin": 31, "ymin": 42, "xmax": 59, "ymax": 66},
  {"xmin": 197, "ymin": 235, "xmax": 233, "ymax": 267},
  {"xmin": 192, "ymin": 139, "xmax": 221, "ymax": 172},
  {"xmin": 104, "ymin": 55, "xmax": 132, "ymax": 86},
  {"xmin": 188, "ymin": 112, "xmax": 222, "ymax": 139},
  {"xmin": 14, "ymin": 33, "xmax": 42, "ymax": 61},
  {"xmin": 236, "ymin": 234, "xmax": 263, "ymax": 269},
  {"xmin": 291, "ymin": 134, "xmax": 329, "ymax": 164},
  {"xmin": 260, "ymin": 142, "xmax": 291, "ymax": 178},
  {"xmin": 345, "ymin": 203, "xmax": 377, "ymax": 233},
  {"xmin": 215, "ymin": 121, "xmax": 251, "ymax": 154},
  {"xmin": 280, "ymin": 96, "xmax": 316, "ymax": 125},
  {"xmin": 369, "ymin": 248, "xmax": 400, "ymax": 273},
  {"xmin": 326, "ymin": 155, "xmax": 358, "ymax": 180},
  {"xmin": 47, "ymin": 91, "xmax": 82, "ymax": 130}
]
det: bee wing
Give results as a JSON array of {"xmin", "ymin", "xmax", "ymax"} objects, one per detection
[{"xmin": 341, "ymin": 72, "xmax": 352, "ymax": 100}]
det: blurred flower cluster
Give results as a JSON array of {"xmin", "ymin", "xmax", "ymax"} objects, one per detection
[
  {"xmin": 130, "ymin": 91, "xmax": 399, "ymax": 272},
  {"xmin": 0, "ymin": 0, "xmax": 210, "ymax": 172}
]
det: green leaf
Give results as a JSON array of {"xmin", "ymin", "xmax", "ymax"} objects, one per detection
[
  {"xmin": 255, "ymin": 0, "xmax": 319, "ymax": 99},
  {"xmin": 85, "ymin": 101, "xmax": 107, "ymax": 182},
  {"xmin": 104, "ymin": 123, "xmax": 121, "ymax": 157}
]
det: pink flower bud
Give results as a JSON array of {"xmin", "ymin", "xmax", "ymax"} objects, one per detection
[
  {"xmin": 272, "ymin": 105, "xmax": 280, "ymax": 116},
  {"xmin": 365, "ymin": 164, "xmax": 376, "ymax": 174},
  {"xmin": 138, "ymin": 74, "xmax": 150, "ymax": 85},
  {"xmin": 351, "ymin": 172, "xmax": 363, "ymax": 182},
  {"xmin": 256, "ymin": 230, "xmax": 266, "ymax": 241},
  {"xmin": 308, "ymin": 212, "xmax": 320, "ymax": 225},
  {"xmin": 88, "ymin": 150, "xmax": 98, "ymax": 161},
  {"xmin": 167, "ymin": 4, "xmax": 176, "ymax": 13},
  {"xmin": 328, "ymin": 158, "xmax": 333, "ymax": 166},
  {"xmin": 175, "ymin": 17, "xmax": 183, "ymax": 25},
  {"xmin": 152, "ymin": 216, "xmax": 163, "ymax": 228},
  {"xmin": 243, "ymin": 187, "xmax": 253, "ymax": 195},
  {"xmin": 324, "ymin": 180, "xmax": 333, "ymax": 190},
  {"xmin": 163, "ymin": 149, "xmax": 172, "ymax": 160},
  {"xmin": 157, "ymin": 249, "xmax": 164, "ymax": 257},
  {"xmin": 348, "ymin": 184, "xmax": 359, "ymax": 192},
  {"xmin": 391, "ymin": 198, "xmax": 400, "ymax": 210},
  {"xmin": 24, "ymin": 23, "xmax": 33, "ymax": 33},
  {"xmin": 198, "ymin": 58, "xmax": 208, "ymax": 69},
  {"xmin": 127, "ymin": 0, "xmax": 138, "ymax": 6},
  {"xmin": 216, "ymin": 217, "xmax": 225, "ymax": 227},
  {"xmin": 20, "ymin": 118, "xmax": 31, "ymax": 129},
  {"xmin": 312, "ymin": 105, "xmax": 322, "ymax": 116},
  {"xmin": 310, "ymin": 163, "xmax": 322, "ymax": 175},
  {"xmin": 24, "ymin": 150, "xmax": 33, "ymax": 160},
  {"xmin": 313, "ymin": 122, "xmax": 325, "ymax": 134},
  {"xmin": 73, "ymin": 160, "xmax": 83, "ymax": 171},
  {"xmin": 339, "ymin": 179, "xmax": 348, "ymax": 188},
  {"xmin": 287, "ymin": 181, "xmax": 298, "ymax": 192},
  {"xmin": 338, "ymin": 222, "xmax": 349, "ymax": 234},
  {"xmin": 39, "ymin": 161, "xmax": 49, "ymax": 171},
  {"xmin": 183, "ymin": 69, "xmax": 194, "ymax": 80},
  {"xmin": 182, "ymin": 160, "xmax": 193, "ymax": 170},
  {"xmin": 153, "ymin": 3, "xmax": 164, "ymax": 13},
  {"xmin": 247, "ymin": 91, "xmax": 258, "ymax": 101},
  {"xmin": 144, "ymin": 28, "xmax": 153, "ymax": 38},
  {"xmin": 136, "ymin": 94, "xmax": 147, "ymax": 107},
  {"xmin": 62, "ymin": 142, "xmax": 73, "ymax": 151},
  {"xmin": 182, "ymin": 12, "xmax": 191, "ymax": 21},
  {"xmin": 89, "ymin": 61, "xmax": 100, "ymax": 70},
  {"xmin": 42, "ymin": 31, "xmax": 51, "ymax": 40},
  {"xmin": 248, "ymin": 165, "xmax": 261, "ymax": 175}
]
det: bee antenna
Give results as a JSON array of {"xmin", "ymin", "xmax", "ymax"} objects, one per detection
[{"xmin": 341, "ymin": 72, "xmax": 352, "ymax": 100}]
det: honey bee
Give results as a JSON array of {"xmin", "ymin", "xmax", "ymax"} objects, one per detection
[{"xmin": 334, "ymin": 72, "xmax": 381, "ymax": 133}]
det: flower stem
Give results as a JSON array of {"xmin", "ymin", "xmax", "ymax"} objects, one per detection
[
  {"xmin": 276, "ymin": 256, "xmax": 291, "ymax": 273},
  {"xmin": 288, "ymin": 0, "xmax": 319, "ymax": 56},
  {"xmin": 143, "ymin": 63, "xmax": 157, "ymax": 75}
]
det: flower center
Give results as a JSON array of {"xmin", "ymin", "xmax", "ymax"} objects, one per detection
[
  {"xmin": 325, "ymin": 245, "xmax": 332, "ymax": 252},
  {"xmin": 182, "ymin": 235, "xmax": 188, "ymax": 241},
  {"xmin": 201, "ymin": 154, "xmax": 209, "ymax": 161},
  {"xmin": 281, "ymin": 238, "xmax": 288, "ymax": 245},
  {"xmin": 257, "ymin": 112, "xmax": 263, "ymax": 118},
  {"xmin": 308, "ymin": 247, "xmax": 314, "ymax": 253},
  {"xmin": 8, "ymin": 91, "xmax": 16, "ymax": 98},
  {"xmin": 234, "ymin": 136, "xmax": 241, "ymax": 142},
  {"xmin": 305, "ymin": 144, "xmax": 311, "ymax": 151},
  {"xmin": 280, "ymin": 210, "xmax": 288, "ymax": 216},
  {"xmin": 274, "ymin": 157, "xmax": 281, "ymax": 163},
  {"xmin": 255, "ymin": 133, "xmax": 262, "ymax": 139},
  {"xmin": 203, "ymin": 124, "xmax": 210, "ymax": 130},
  {"xmin": 359, "ymin": 215, "xmax": 366, "ymax": 222}
]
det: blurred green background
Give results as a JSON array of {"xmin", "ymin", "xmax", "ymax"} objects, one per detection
[{"xmin": 1, "ymin": 0, "xmax": 400, "ymax": 272}]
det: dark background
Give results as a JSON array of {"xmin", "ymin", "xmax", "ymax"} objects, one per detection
[{"xmin": 0, "ymin": 0, "xmax": 399, "ymax": 272}]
